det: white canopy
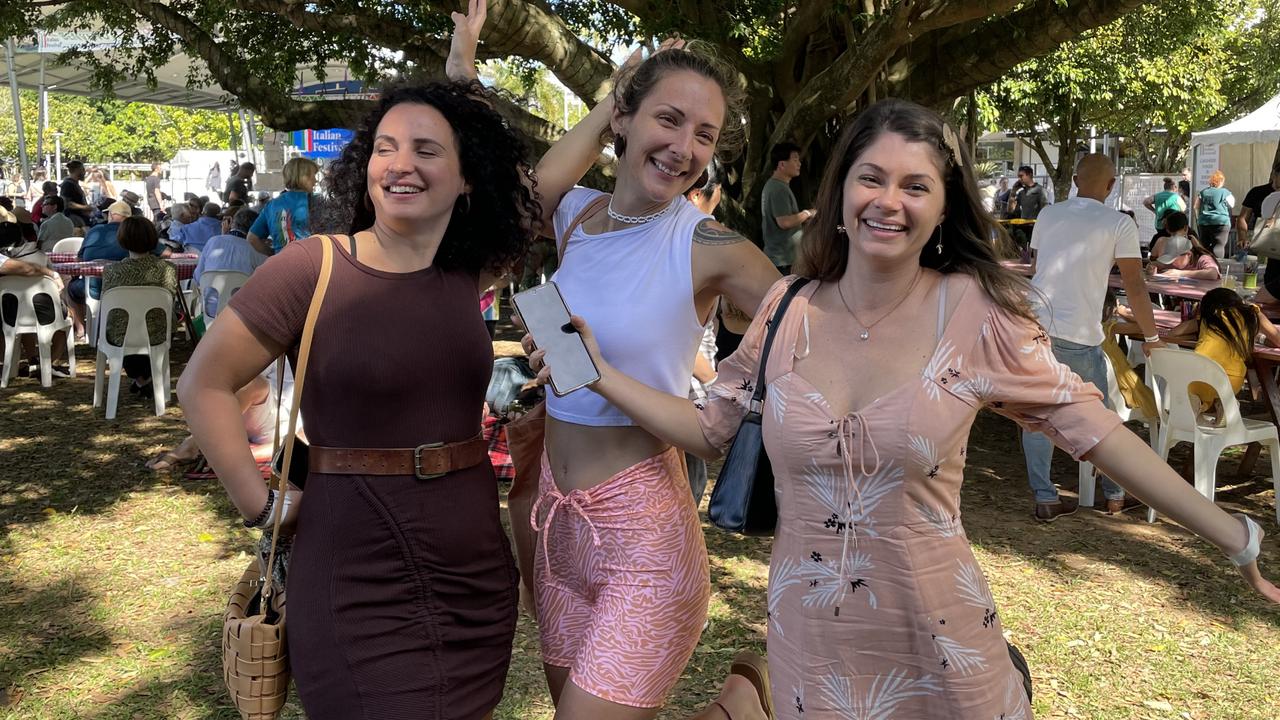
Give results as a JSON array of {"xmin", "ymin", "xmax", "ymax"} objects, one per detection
[{"xmin": 1192, "ymin": 93, "xmax": 1280, "ymax": 147}]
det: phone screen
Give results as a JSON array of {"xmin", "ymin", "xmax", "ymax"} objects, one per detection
[{"xmin": 512, "ymin": 282, "xmax": 601, "ymax": 396}]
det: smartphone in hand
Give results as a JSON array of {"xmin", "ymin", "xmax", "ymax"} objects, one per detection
[{"xmin": 512, "ymin": 282, "xmax": 601, "ymax": 396}]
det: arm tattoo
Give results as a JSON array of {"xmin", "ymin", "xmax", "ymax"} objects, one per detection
[{"xmin": 692, "ymin": 218, "xmax": 747, "ymax": 246}]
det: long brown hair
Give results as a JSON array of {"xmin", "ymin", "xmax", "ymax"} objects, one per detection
[{"xmin": 794, "ymin": 99, "xmax": 1034, "ymax": 321}]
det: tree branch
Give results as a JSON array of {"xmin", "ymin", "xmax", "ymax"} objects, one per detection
[
  {"xmin": 896, "ymin": 0, "xmax": 1154, "ymax": 108},
  {"xmin": 764, "ymin": 0, "xmax": 1018, "ymax": 160},
  {"xmin": 466, "ymin": 0, "xmax": 615, "ymax": 102}
]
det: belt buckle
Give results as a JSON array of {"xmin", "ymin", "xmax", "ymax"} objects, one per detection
[{"xmin": 414, "ymin": 442, "xmax": 445, "ymax": 479}]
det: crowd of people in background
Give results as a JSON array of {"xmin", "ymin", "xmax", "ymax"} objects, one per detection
[{"xmin": 3, "ymin": 4, "xmax": 1280, "ymax": 717}]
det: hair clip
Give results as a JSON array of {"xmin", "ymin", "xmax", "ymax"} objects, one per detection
[{"xmin": 940, "ymin": 124, "xmax": 964, "ymax": 169}]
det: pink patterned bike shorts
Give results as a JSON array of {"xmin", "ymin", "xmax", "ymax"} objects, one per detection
[{"xmin": 531, "ymin": 447, "xmax": 710, "ymax": 708}]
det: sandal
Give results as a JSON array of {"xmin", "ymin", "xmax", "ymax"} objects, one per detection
[
  {"xmin": 730, "ymin": 650, "xmax": 774, "ymax": 720},
  {"xmin": 146, "ymin": 451, "xmax": 201, "ymax": 472}
]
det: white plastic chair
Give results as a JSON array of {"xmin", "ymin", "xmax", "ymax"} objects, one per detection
[
  {"xmin": 1077, "ymin": 343, "xmax": 1160, "ymax": 507},
  {"xmin": 50, "ymin": 237, "xmax": 83, "ymax": 254},
  {"xmin": 1144, "ymin": 347, "xmax": 1280, "ymax": 524},
  {"xmin": 0, "ymin": 276, "xmax": 76, "ymax": 388},
  {"xmin": 196, "ymin": 270, "xmax": 251, "ymax": 325},
  {"xmin": 93, "ymin": 286, "xmax": 174, "ymax": 419}
]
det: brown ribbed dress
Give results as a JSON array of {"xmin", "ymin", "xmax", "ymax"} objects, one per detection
[{"xmin": 228, "ymin": 235, "xmax": 518, "ymax": 720}]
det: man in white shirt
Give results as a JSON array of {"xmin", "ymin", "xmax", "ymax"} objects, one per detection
[{"xmin": 1022, "ymin": 153, "xmax": 1166, "ymax": 521}]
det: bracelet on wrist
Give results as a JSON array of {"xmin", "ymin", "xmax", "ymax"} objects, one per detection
[
  {"xmin": 1143, "ymin": 335, "xmax": 1161, "ymax": 343},
  {"xmin": 244, "ymin": 489, "xmax": 276, "ymax": 528},
  {"xmin": 1228, "ymin": 513, "xmax": 1262, "ymax": 567}
]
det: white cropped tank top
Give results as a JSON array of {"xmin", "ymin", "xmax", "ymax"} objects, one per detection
[{"xmin": 547, "ymin": 187, "xmax": 709, "ymax": 426}]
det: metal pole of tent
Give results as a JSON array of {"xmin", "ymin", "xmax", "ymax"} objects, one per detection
[
  {"xmin": 237, "ymin": 108, "xmax": 256, "ymax": 169},
  {"xmin": 36, "ymin": 55, "xmax": 45, "ymax": 168},
  {"xmin": 5, "ymin": 38, "xmax": 32, "ymax": 189}
]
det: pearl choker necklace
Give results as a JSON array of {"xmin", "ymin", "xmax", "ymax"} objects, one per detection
[{"xmin": 607, "ymin": 199, "xmax": 675, "ymax": 225}]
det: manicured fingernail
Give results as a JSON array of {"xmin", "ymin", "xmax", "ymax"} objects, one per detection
[{"xmin": 561, "ymin": 322, "xmax": 576, "ymax": 333}]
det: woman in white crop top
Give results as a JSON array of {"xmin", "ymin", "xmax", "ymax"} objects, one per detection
[{"xmin": 502, "ymin": 26, "xmax": 783, "ymax": 720}]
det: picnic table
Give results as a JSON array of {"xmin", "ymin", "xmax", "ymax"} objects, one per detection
[{"xmin": 1004, "ymin": 260, "xmax": 1280, "ymax": 426}]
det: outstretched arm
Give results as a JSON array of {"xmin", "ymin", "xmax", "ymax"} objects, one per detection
[
  {"xmin": 1084, "ymin": 427, "xmax": 1280, "ymax": 603},
  {"xmin": 529, "ymin": 315, "xmax": 719, "ymax": 458}
]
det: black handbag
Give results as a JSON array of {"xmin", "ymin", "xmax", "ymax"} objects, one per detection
[{"xmin": 708, "ymin": 277, "xmax": 810, "ymax": 535}]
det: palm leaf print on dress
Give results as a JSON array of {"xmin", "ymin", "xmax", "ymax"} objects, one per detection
[{"xmin": 818, "ymin": 669, "xmax": 941, "ymax": 719}]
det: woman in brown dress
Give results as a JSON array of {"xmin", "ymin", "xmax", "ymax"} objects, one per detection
[{"xmin": 177, "ymin": 79, "xmax": 539, "ymax": 718}]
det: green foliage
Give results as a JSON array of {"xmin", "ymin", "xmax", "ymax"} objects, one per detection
[
  {"xmin": 989, "ymin": 0, "xmax": 1280, "ymax": 174},
  {"xmin": 484, "ymin": 61, "xmax": 588, "ymax": 129},
  {"xmin": 0, "ymin": 91, "xmax": 232, "ymax": 164}
]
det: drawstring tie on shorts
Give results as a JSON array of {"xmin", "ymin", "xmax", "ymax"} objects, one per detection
[
  {"xmin": 834, "ymin": 413, "xmax": 877, "ymax": 616},
  {"xmin": 531, "ymin": 486, "xmax": 602, "ymax": 579}
]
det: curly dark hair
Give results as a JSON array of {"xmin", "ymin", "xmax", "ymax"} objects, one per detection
[{"xmin": 313, "ymin": 82, "xmax": 539, "ymax": 276}]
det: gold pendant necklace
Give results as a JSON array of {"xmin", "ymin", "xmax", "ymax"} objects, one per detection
[{"xmin": 837, "ymin": 270, "xmax": 923, "ymax": 341}]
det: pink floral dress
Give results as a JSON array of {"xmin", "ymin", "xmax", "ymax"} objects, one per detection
[{"xmin": 698, "ymin": 274, "xmax": 1122, "ymax": 719}]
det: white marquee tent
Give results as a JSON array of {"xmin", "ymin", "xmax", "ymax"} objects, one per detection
[{"xmin": 1190, "ymin": 93, "xmax": 1280, "ymax": 200}]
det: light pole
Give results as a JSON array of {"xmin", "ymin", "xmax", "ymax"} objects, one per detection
[{"xmin": 53, "ymin": 132, "xmax": 63, "ymax": 182}]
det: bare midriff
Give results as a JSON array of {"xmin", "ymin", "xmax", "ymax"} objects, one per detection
[{"xmin": 544, "ymin": 416, "xmax": 670, "ymax": 493}]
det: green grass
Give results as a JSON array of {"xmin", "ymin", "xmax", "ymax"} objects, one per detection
[{"xmin": 1, "ymin": 345, "xmax": 1277, "ymax": 719}]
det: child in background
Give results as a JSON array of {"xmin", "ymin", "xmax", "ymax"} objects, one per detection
[
  {"xmin": 1148, "ymin": 212, "xmax": 1221, "ymax": 280},
  {"xmin": 1168, "ymin": 287, "xmax": 1280, "ymax": 422}
]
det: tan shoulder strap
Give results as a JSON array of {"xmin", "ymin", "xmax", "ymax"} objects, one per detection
[
  {"xmin": 557, "ymin": 194, "xmax": 611, "ymax": 265},
  {"xmin": 263, "ymin": 235, "xmax": 335, "ymax": 599}
]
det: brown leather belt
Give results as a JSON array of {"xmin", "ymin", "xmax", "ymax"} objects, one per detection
[{"xmin": 309, "ymin": 435, "xmax": 489, "ymax": 479}]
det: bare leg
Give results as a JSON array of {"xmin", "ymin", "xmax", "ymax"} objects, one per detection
[{"xmin": 548, "ymin": 673, "xmax": 764, "ymax": 720}]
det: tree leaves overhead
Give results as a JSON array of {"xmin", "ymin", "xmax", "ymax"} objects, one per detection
[
  {"xmin": 9, "ymin": 0, "xmax": 1189, "ymax": 236},
  {"xmin": 988, "ymin": 0, "xmax": 1280, "ymax": 192}
]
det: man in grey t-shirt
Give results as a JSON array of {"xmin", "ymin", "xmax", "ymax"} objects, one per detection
[{"xmin": 760, "ymin": 142, "xmax": 813, "ymax": 273}]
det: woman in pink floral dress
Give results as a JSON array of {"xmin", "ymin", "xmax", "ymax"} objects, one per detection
[{"xmin": 531, "ymin": 99, "xmax": 1280, "ymax": 719}]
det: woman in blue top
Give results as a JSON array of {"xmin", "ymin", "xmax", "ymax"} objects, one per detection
[
  {"xmin": 247, "ymin": 157, "xmax": 317, "ymax": 255},
  {"xmin": 1195, "ymin": 169, "xmax": 1235, "ymax": 257}
]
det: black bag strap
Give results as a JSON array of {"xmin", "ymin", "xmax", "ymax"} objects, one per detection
[{"xmin": 749, "ymin": 277, "xmax": 811, "ymax": 413}]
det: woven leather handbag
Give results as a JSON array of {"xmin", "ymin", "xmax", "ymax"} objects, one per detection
[
  {"xmin": 708, "ymin": 277, "xmax": 810, "ymax": 535},
  {"xmin": 222, "ymin": 235, "xmax": 334, "ymax": 719}
]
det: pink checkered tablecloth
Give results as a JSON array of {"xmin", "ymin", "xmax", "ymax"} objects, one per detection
[{"xmin": 51, "ymin": 257, "xmax": 197, "ymax": 280}]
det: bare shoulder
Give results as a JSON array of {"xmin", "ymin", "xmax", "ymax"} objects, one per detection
[{"xmin": 692, "ymin": 218, "xmax": 748, "ymax": 246}]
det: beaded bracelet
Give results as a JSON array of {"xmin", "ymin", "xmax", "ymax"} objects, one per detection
[
  {"xmin": 243, "ymin": 489, "xmax": 276, "ymax": 529},
  {"xmin": 1228, "ymin": 514, "xmax": 1262, "ymax": 568}
]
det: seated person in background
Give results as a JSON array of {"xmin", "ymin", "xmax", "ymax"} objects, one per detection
[
  {"xmin": 1147, "ymin": 212, "xmax": 1220, "ymax": 280},
  {"xmin": 65, "ymin": 203, "xmax": 167, "ymax": 338},
  {"xmin": 171, "ymin": 202, "xmax": 222, "ymax": 253},
  {"xmin": 36, "ymin": 196, "xmax": 76, "ymax": 250},
  {"xmin": 146, "ymin": 366, "xmax": 287, "ymax": 472},
  {"xmin": 0, "ymin": 213, "xmax": 69, "ymax": 377},
  {"xmin": 1166, "ymin": 287, "xmax": 1280, "ymax": 424},
  {"xmin": 29, "ymin": 181, "xmax": 58, "ymax": 224},
  {"xmin": 100, "ymin": 216, "xmax": 178, "ymax": 396},
  {"xmin": 193, "ymin": 207, "xmax": 266, "ymax": 318}
]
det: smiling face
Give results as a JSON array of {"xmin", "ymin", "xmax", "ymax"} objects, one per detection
[
  {"xmin": 611, "ymin": 70, "xmax": 725, "ymax": 208},
  {"xmin": 366, "ymin": 102, "xmax": 470, "ymax": 232},
  {"xmin": 841, "ymin": 131, "xmax": 947, "ymax": 268}
]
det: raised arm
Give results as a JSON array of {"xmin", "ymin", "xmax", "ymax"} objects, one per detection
[
  {"xmin": 532, "ymin": 40, "xmax": 685, "ymax": 234},
  {"xmin": 445, "ymin": 0, "xmax": 486, "ymax": 82}
]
